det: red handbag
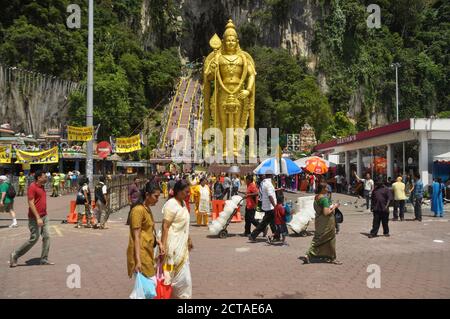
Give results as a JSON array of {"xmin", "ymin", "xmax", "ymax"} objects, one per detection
[{"xmin": 155, "ymin": 259, "xmax": 172, "ymax": 299}]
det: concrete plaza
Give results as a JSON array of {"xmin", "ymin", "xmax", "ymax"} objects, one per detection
[{"xmin": 1, "ymin": 191, "xmax": 449, "ymax": 299}]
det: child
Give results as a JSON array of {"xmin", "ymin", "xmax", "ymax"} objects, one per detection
[{"xmin": 269, "ymin": 192, "xmax": 289, "ymax": 244}]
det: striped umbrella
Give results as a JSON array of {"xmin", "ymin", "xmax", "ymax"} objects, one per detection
[{"xmin": 253, "ymin": 157, "xmax": 302, "ymax": 176}]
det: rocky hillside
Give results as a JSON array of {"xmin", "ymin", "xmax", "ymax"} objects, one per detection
[
  {"xmin": 141, "ymin": 0, "xmax": 449, "ymax": 130},
  {"xmin": 0, "ymin": 0, "xmax": 448, "ymax": 147}
]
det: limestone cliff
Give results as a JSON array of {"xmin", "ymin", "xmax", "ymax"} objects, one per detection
[
  {"xmin": 0, "ymin": 65, "xmax": 85, "ymax": 137},
  {"xmin": 141, "ymin": 0, "xmax": 320, "ymax": 66}
]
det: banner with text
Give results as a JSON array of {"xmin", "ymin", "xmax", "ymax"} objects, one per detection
[
  {"xmin": 67, "ymin": 126, "xmax": 94, "ymax": 141},
  {"xmin": 113, "ymin": 134, "xmax": 142, "ymax": 153},
  {"xmin": 15, "ymin": 147, "xmax": 59, "ymax": 164},
  {"xmin": 0, "ymin": 145, "xmax": 12, "ymax": 164}
]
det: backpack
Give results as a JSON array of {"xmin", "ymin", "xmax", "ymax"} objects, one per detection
[
  {"xmin": 95, "ymin": 183, "xmax": 106, "ymax": 204},
  {"xmin": 7, "ymin": 183, "xmax": 16, "ymax": 199},
  {"xmin": 76, "ymin": 186, "xmax": 86, "ymax": 205}
]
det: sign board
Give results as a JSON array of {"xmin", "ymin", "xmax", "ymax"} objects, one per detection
[{"xmin": 96, "ymin": 141, "xmax": 112, "ymax": 159}]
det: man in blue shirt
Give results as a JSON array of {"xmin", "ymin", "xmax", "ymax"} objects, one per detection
[{"xmin": 412, "ymin": 174, "xmax": 424, "ymax": 222}]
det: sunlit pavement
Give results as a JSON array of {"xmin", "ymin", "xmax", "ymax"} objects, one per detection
[{"xmin": 1, "ymin": 192, "xmax": 449, "ymax": 298}]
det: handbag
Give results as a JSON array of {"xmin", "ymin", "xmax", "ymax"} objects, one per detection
[
  {"xmin": 334, "ymin": 207, "xmax": 344, "ymax": 224},
  {"xmin": 155, "ymin": 258, "xmax": 172, "ymax": 299}
]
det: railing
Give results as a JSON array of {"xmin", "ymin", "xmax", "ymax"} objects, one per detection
[
  {"xmin": 175, "ymin": 78, "xmax": 192, "ymax": 141},
  {"xmin": 100, "ymin": 174, "xmax": 145, "ymax": 212},
  {"xmin": 184, "ymin": 80, "xmax": 199, "ymax": 150},
  {"xmin": 160, "ymin": 78, "xmax": 183, "ymax": 149},
  {"xmin": 5, "ymin": 174, "xmax": 145, "ymax": 212}
]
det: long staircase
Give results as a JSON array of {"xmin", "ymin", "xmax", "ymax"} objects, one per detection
[{"xmin": 157, "ymin": 76, "xmax": 203, "ymax": 168}]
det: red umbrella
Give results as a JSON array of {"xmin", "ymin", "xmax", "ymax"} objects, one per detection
[{"xmin": 164, "ymin": 172, "xmax": 170, "ymax": 177}]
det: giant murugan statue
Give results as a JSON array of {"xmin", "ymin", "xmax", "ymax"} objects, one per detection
[{"xmin": 203, "ymin": 19, "xmax": 256, "ymax": 158}]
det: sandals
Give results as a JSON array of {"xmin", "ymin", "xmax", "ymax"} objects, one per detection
[
  {"xmin": 299, "ymin": 255, "xmax": 310, "ymax": 264},
  {"xmin": 326, "ymin": 259, "xmax": 343, "ymax": 265}
]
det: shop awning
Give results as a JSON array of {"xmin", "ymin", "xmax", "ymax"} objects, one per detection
[
  {"xmin": 117, "ymin": 161, "xmax": 152, "ymax": 167},
  {"xmin": 434, "ymin": 152, "xmax": 450, "ymax": 162}
]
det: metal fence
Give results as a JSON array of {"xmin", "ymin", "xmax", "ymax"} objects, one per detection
[
  {"xmin": 97, "ymin": 174, "xmax": 145, "ymax": 212},
  {"xmin": 5, "ymin": 173, "xmax": 145, "ymax": 213}
]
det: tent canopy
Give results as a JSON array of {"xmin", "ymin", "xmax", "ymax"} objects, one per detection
[{"xmin": 434, "ymin": 152, "xmax": 450, "ymax": 161}]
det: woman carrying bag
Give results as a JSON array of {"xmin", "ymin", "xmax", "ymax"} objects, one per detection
[
  {"xmin": 127, "ymin": 182, "xmax": 165, "ymax": 298},
  {"xmin": 300, "ymin": 182, "xmax": 342, "ymax": 265},
  {"xmin": 161, "ymin": 180, "xmax": 193, "ymax": 299}
]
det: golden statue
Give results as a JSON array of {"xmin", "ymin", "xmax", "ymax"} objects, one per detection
[{"xmin": 203, "ymin": 19, "xmax": 256, "ymax": 158}]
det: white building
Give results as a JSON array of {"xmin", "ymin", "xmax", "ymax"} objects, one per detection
[{"xmin": 313, "ymin": 118, "xmax": 450, "ymax": 186}]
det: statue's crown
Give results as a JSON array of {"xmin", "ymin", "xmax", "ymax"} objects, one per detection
[
  {"xmin": 223, "ymin": 19, "xmax": 237, "ymax": 38},
  {"xmin": 225, "ymin": 19, "xmax": 235, "ymax": 30}
]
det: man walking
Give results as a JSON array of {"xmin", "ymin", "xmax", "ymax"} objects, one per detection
[
  {"xmin": 94, "ymin": 176, "xmax": 109, "ymax": 229},
  {"xmin": 243, "ymin": 174, "xmax": 259, "ymax": 236},
  {"xmin": 0, "ymin": 175, "xmax": 18, "ymax": 228},
  {"xmin": 10, "ymin": 171, "xmax": 54, "ymax": 267},
  {"xmin": 249, "ymin": 172, "xmax": 277, "ymax": 241},
  {"xmin": 354, "ymin": 172, "xmax": 374, "ymax": 211},
  {"xmin": 335, "ymin": 174, "xmax": 343, "ymax": 193},
  {"xmin": 392, "ymin": 176, "xmax": 407, "ymax": 221},
  {"xmin": 59, "ymin": 171, "xmax": 66, "ymax": 195},
  {"xmin": 223, "ymin": 174, "xmax": 232, "ymax": 200},
  {"xmin": 368, "ymin": 181, "xmax": 391, "ymax": 238},
  {"xmin": 128, "ymin": 177, "xmax": 140, "ymax": 206},
  {"xmin": 411, "ymin": 174, "xmax": 424, "ymax": 221},
  {"xmin": 231, "ymin": 175, "xmax": 241, "ymax": 196},
  {"xmin": 18, "ymin": 172, "xmax": 26, "ymax": 196},
  {"xmin": 51, "ymin": 172, "xmax": 60, "ymax": 197},
  {"xmin": 213, "ymin": 179, "xmax": 225, "ymax": 200}
]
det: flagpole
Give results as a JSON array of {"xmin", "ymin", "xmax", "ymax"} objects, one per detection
[{"xmin": 86, "ymin": 0, "xmax": 94, "ymax": 188}]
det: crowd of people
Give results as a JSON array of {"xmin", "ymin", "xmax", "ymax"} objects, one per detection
[{"xmin": 3, "ymin": 165, "xmax": 448, "ymax": 299}]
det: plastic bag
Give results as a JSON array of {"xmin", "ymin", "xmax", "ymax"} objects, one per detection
[
  {"xmin": 208, "ymin": 220, "xmax": 222, "ymax": 235},
  {"xmin": 231, "ymin": 195, "xmax": 243, "ymax": 205},
  {"xmin": 129, "ymin": 272, "xmax": 156, "ymax": 299},
  {"xmin": 155, "ymin": 260, "xmax": 173, "ymax": 299},
  {"xmin": 217, "ymin": 215, "xmax": 228, "ymax": 225}
]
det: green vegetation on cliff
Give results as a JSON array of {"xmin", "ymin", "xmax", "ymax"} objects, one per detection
[
  {"xmin": 0, "ymin": 0, "xmax": 181, "ymax": 156},
  {"xmin": 0, "ymin": 0, "xmax": 448, "ymax": 147}
]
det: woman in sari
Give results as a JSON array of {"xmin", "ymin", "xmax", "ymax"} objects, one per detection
[
  {"xmin": 431, "ymin": 178, "xmax": 444, "ymax": 217},
  {"xmin": 127, "ymin": 182, "xmax": 164, "ymax": 281},
  {"xmin": 161, "ymin": 180, "xmax": 193, "ymax": 299},
  {"xmin": 300, "ymin": 182, "xmax": 342, "ymax": 265},
  {"xmin": 196, "ymin": 177, "xmax": 211, "ymax": 226}
]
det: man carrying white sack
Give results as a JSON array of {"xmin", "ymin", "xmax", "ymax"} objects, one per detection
[{"xmin": 249, "ymin": 172, "xmax": 277, "ymax": 242}]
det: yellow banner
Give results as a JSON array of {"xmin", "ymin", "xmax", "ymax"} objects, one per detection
[
  {"xmin": 0, "ymin": 145, "xmax": 12, "ymax": 164},
  {"xmin": 16, "ymin": 147, "xmax": 59, "ymax": 164},
  {"xmin": 67, "ymin": 126, "xmax": 94, "ymax": 141},
  {"xmin": 114, "ymin": 134, "xmax": 142, "ymax": 153}
]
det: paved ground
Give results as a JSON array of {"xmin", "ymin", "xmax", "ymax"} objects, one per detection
[{"xmin": 1, "ymin": 190, "xmax": 450, "ymax": 299}]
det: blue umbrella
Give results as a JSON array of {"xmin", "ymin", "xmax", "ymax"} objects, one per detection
[{"xmin": 254, "ymin": 157, "xmax": 302, "ymax": 176}]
